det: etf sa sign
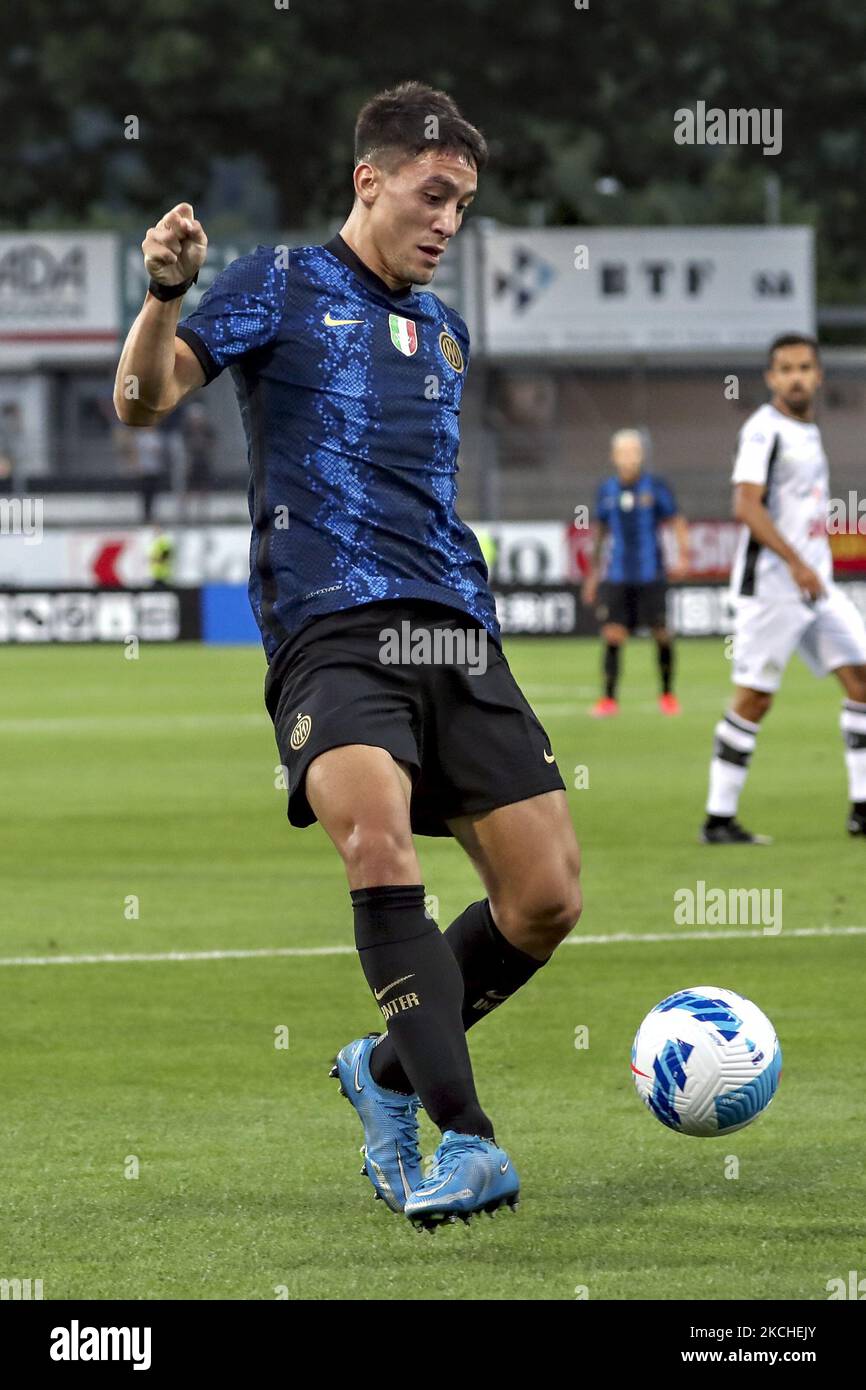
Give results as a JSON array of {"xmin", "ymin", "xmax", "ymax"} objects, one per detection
[{"xmin": 483, "ymin": 226, "xmax": 814, "ymax": 356}]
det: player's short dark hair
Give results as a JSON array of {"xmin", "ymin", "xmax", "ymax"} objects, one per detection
[
  {"xmin": 767, "ymin": 333, "xmax": 820, "ymax": 366},
  {"xmin": 354, "ymin": 81, "xmax": 487, "ymax": 174}
]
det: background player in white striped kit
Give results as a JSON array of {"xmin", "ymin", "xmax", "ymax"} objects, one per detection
[{"xmin": 701, "ymin": 334, "xmax": 866, "ymax": 844}]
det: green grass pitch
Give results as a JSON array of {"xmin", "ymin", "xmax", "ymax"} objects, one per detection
[{"xmin": 1, "ymin": 635, "xmax": 863, "ymax": 1300}]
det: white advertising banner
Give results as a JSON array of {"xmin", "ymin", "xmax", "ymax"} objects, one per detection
[
  {"xmin": 0, "ymin": 232, "xmax": 119, "ymax": 366},
  {"xmin": 478, "ymin": 521, "xmax": 568, "ymax": 584},
  {"xmin": 1, "ymin": 523, "xmax": 566, "ymax": 588},
  {"xmin": 11, "ymin": 518, "xmax": 847, "ymax": 588},
  {"xmin": 0, "ymin": 528, "xmax": 254, "ymax": 588},
  {"xmin": 483, "ymin": 226, "xmax": 814, "ymax": 355},
  {"xmin": 0, "ymin": 520, "xmax": 755, "ymax": 588}
]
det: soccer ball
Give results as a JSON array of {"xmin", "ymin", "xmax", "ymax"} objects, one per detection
[{"xmin": 631, "ymin": 985, "xmax": 782, "ymax": 1137}]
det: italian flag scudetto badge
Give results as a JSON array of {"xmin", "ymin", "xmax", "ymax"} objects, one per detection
[{"xmin": 388, "ymin": 313, "xmax": 418, "ymax": 357}]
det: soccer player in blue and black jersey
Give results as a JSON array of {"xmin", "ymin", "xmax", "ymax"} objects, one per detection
[
  {"xmin": 582, "ymin": 429, "xmax": 690, "ymax": 717},
  {"xmin": 114, "ymin": 82, "xmax": 582, "ymax": 1228}
]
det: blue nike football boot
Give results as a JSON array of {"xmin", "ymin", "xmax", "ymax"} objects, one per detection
[
  {"xmin": 329, "ymin": 1033, "xmax": 423, "ymax": 1212},
  {"xmin": 403, "ymin": 1130, "xmax": 520, "ymax": 1230}
]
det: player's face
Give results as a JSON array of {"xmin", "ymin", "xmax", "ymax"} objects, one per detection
[
  {"xmin": 611, "ymin": 438, "xmax": 643, "ymax": 484},
  {"xmin": 765, "ymin": 345, "xmax": 822, "ymax": 416},
  {"xmin": 369, "ymin": 149, "xmax": 477, "ymax": 285}
]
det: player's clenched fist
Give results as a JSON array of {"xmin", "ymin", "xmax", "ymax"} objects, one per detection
[{"xmin": 142, "ymin": 203, "xmax": 208, "ymax": 286}]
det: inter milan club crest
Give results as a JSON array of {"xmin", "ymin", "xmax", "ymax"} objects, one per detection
[
  {"xmin": 438, "ymin": 327, "xmax": 464, "ymax": 373},
  {"xmin": 290, "ymin": 713, "xmax": 312, "ymax": 750},
  {"xmin": 388, "ymin": 313, "xmax": 418, "ymax": 357}
]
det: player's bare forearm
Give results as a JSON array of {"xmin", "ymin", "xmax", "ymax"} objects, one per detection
[
  {"xmin": 114, "ymin": 295, "xmax": 186, "ymax": 425},
  {"xmin": 114, "ymin": 202, "xmax": 209, "ymax": 426},
  {"xmin": 735, "ymin": 494, "xmax": 799, "ymax": 567},
  {"xmin": 672, "ymin": 514, "xmax": 690, "ymax": 568},
  {"xmin": 582, "ymin": 521, "xmax": 606, "ymax": 603},
  {"xmin": 588, "ymin": 521, "xmax": 607, "ymax": 578},
  {"xmin": 734, "ymin": 484, "xmax": 824, "ymax": 596}
]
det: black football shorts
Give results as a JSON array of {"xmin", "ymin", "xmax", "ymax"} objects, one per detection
[
  {"xmin": 597, "ymin": 580, "xmax": 668, "ymax": 632},
  {"xmin": 264, "ymin": 599, "xmax": 565, "ymax": 838}
]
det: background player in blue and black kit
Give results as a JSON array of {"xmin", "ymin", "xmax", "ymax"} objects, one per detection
[
  {"xmin": 582, "ymin": 429, "xmax": 690, "ymax": 718},
  {"xmin": 114, "ymin": 82, "xmax": 582, "ymax": 1228}
]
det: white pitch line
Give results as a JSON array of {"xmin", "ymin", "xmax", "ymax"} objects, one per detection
[
  {"xmin": 0, "ymin": 925, "xmax": 863, "ymax": 968},
  {"xmin": 0, "ymin": 946, "xmax": 356, "ymax": 967},
  {"xmin": 563, "ymin": 925, "xmax": 866, "ymax": 944},
  {"xmin": 0, "ymin": 712, "xmax": 267, "ymax": 735}
]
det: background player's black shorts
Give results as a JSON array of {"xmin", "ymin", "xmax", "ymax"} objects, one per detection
[
  {"xmin": 596, "ymin": 580, "xmax": 668, "ymax": 632},
  {"xmin": 264, "ymin": 599, "xmax": 565, "ymax": 838}
]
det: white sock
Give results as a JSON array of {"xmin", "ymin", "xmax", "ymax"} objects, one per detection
[
  {"xmin": 840, "ymin": 699, "xmax": 866, "ymax": 803},
  {"xmin": 706, "ymin": 711, "xmax": 760, "ymax": 817}
]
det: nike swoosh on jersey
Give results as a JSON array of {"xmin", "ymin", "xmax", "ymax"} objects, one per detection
[
  {"xmin": 374, "ymin": 973, "xmax": 416, "ymax": 1001},
  {"xmin": 543, "ymin": 749, "xmax": 556, "ymax": 763},
  {"xmin": 323, "ymin": 311, "xmax": 365, "ymax": 326}
]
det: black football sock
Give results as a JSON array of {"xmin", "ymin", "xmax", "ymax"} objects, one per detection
[
  {"xmin": 352, "ymin": 885, "xmax": 494, "ymax": 1139},
  {"xmin": 370, "ymin": 899, "xmax": 548, "ymax": 1093},
  {"xmin": 657, "ymin": 639, "xmax": 674, "ymax": 694},
  {"xmin": 604, "ymin": 643, "xmax": 620, "ymax": 699},
  {"xmin": 449, "ymin": 898, "xmax": 550, "ymax": 1028}
]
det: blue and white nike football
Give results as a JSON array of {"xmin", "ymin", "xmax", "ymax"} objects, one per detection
[{"xmin": 632, "ymin": 985, "xmax": 782, "ymax": 1137}]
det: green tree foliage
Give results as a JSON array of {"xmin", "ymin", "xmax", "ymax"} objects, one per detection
[{"xmin": 2, "ymin": 0, "xmax": 864, "ymax": 298}]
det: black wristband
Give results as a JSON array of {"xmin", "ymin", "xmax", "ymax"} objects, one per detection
[{"xmin": 147, "ymin": 271, "xmax": 199, "ymax": 302}]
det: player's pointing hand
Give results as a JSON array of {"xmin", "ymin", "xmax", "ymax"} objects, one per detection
[{"xmin": 142, "ymin": 203, "xmax": 208, "ymax": 286}]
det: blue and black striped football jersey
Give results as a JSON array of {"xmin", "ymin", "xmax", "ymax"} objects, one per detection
[
  {"xmin": 595, "ymin": 472, "xmax": 678, "ymax": 584},
  {"xmin": 176, "ymin": 234, "xmax": 499, "ymax": 661}
]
